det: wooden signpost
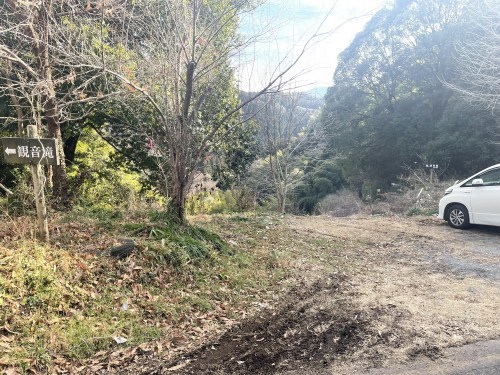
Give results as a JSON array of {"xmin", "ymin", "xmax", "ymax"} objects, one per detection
[{"xmin": 1, "ymin": 125, "xmax": 59, "ymax": 241}]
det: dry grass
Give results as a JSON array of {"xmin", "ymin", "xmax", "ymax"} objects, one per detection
[
  {"xmin": 319, "ymin": 180, "xmax": 453, "ymax": 218},
  {"xmin": 318, "ymin": 189, "xmax": 362, "ymax": 217},
  {"xmin": 0, "ymin": 211, "xmax": 295, "ymax": 373}
]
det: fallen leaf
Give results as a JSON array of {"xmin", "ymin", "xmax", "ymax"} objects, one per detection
[
  {"xmin": 0, "ymin": 342, "xmax": 11, "ymax": 350},
  {"xmin": 3, "ymin": 367, "xmax": 20, "ymax": 375},
  {"xmin": 138, "ymin": 343, "xmax": 153, "ymax": 354},
  {"xmin": 171, "ymin": 336, "xmax": 185, "ymax": 347},
  {"xmin": 166, "ymin": 361, "xmax": 189, "ymax": 371},
  {"xmin": 73, "ymin": 365, "xmax": 87, "ymax": 373},
  {"xmin": 90, "ymin": 364, "xmax": 103, "ymax": 372}
]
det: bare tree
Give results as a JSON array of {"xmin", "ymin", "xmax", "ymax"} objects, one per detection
[
  {"xmin": 94, "ymin": 0, "xmax": 335, "ymax": 223},
  {"xmin": 262, "ymin": 92, "xmax": 317, "ymax": 214},
  {"xmin": 0, "ymin": 0, "xmax": 124, "ymax": 202},
  {"xmin": 449, "ymin": 0, "xmax": 500, "ymax": 110}
]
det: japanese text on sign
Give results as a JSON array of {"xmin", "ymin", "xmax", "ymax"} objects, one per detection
[{"xmin": 1, "ymin": 137, "xmax": 59, "ymax": 166}]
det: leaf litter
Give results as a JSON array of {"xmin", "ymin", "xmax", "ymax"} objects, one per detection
[{"xmin": 2, "ymin": 213, "xmax": 500, "ymax": 374}]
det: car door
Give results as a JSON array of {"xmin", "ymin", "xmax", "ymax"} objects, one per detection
[{"xmin": 469, "ymin": 168, "xmax": 500, "ymax": 226}]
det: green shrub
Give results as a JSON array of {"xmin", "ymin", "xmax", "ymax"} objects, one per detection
[
  {"xmin": 294, "ymin": 161, "xmax": 345, "ymax": 214},
  {"xmin": 67, "ymin": 129, "xmax": 142, "ymax": 209},
  {"xmin": 186, "ymin": 190, "xmax": 239, "ymax": 215},
  {"xmin": 4, "ymin": 167, "xmax": 35, "ymax": 215}
]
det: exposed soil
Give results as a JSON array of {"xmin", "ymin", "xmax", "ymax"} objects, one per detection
[{"xmin": 100, "ymin": 215, "xmax": 500, "ymax": 374}]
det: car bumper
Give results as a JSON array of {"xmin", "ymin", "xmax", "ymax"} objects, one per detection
[{"xmin": 438, "ymin": 198, "xmax": 447, "ymax": 220}]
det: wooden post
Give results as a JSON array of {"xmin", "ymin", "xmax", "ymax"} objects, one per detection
[{"xmin": 27, "ymin": 125, "xmax": 49, "ymax": 241}]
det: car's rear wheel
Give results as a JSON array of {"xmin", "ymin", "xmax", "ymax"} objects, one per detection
[{"xmin": 446, "ymin": 204, "xmax": 470, "ymax": 229}]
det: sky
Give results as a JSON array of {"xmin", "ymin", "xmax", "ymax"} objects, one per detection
[{"xmin": 237, "ymin": 0, "xmax": 391, "ymax": 92}]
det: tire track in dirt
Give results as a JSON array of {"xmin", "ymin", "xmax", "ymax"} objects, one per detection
[
  {"xmin": 156, "ymin": 276, "xmax": 422, "ymax": 375},
  {"xmin": 157, "ymin": 276, "xmax": 373, "ymax": 374}
]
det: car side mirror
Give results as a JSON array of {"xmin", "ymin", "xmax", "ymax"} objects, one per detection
[{"xmin": 472, "ymin": 178, "xmax": 484, "ymax": 186}]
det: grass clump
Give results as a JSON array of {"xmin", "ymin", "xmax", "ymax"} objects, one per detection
[
  {"xmin": 61, "ymin": 318, "xmax": 115, "ymax": 360},
  {"xmin": 0, "ymin": 243, "xmax": 92, "ymax": 370},
  {"xmin": 146, "ymin": 216, "xmax": 230, "ymax": 267},
  {"xmin": 0, "ymin": 210, "xmax": 292, "ymax": 373}
]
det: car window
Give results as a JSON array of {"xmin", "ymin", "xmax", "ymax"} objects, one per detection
[{"xmin": 464, "ymin": 168, "xmax": 500, "ymax": 186}]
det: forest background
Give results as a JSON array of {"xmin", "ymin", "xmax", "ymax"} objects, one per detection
[{"xmin": 0, "ymin": 0, "xmax": 498, "ymax": 219}]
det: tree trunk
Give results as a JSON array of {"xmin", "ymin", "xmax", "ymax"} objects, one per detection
[
  {"xmin": 169, "ymin": 147, "xmax": 193, "ymax": 224},
  {"xmin": 171, "ymin": 171, "xmax": 188, "ymax": 224},
  {"xmin": 46, "ymin": 98, "xmax": 68, "ymax": 203},
  {"xmin": 37, "ymin": 0, "xmax": 68, "ymax": 206},
  {"xmin": 280, "ymin": 185, "xmax": 287, "ymax": 214},
  {"xmin": 64, "ymin": 132, "xmax": 80, "ymax": 166}
]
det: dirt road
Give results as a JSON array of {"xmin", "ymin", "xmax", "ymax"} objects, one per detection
[
  {"xmin": 110, "ymin": 215, "xmax": 500, "ymax": 374},
  {"xmin": 280, "ymin": 216, "xmax": 500, "ymax": 374}
]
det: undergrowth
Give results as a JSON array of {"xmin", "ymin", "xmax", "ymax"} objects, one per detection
[{"xmin": 0, "ymin": 210, "xmax": 290, "ymax": 373}]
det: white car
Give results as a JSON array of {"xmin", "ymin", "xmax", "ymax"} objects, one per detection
[{"xmin": 438, "ymin": 163, "xmax": 500, "ymax": 229}]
